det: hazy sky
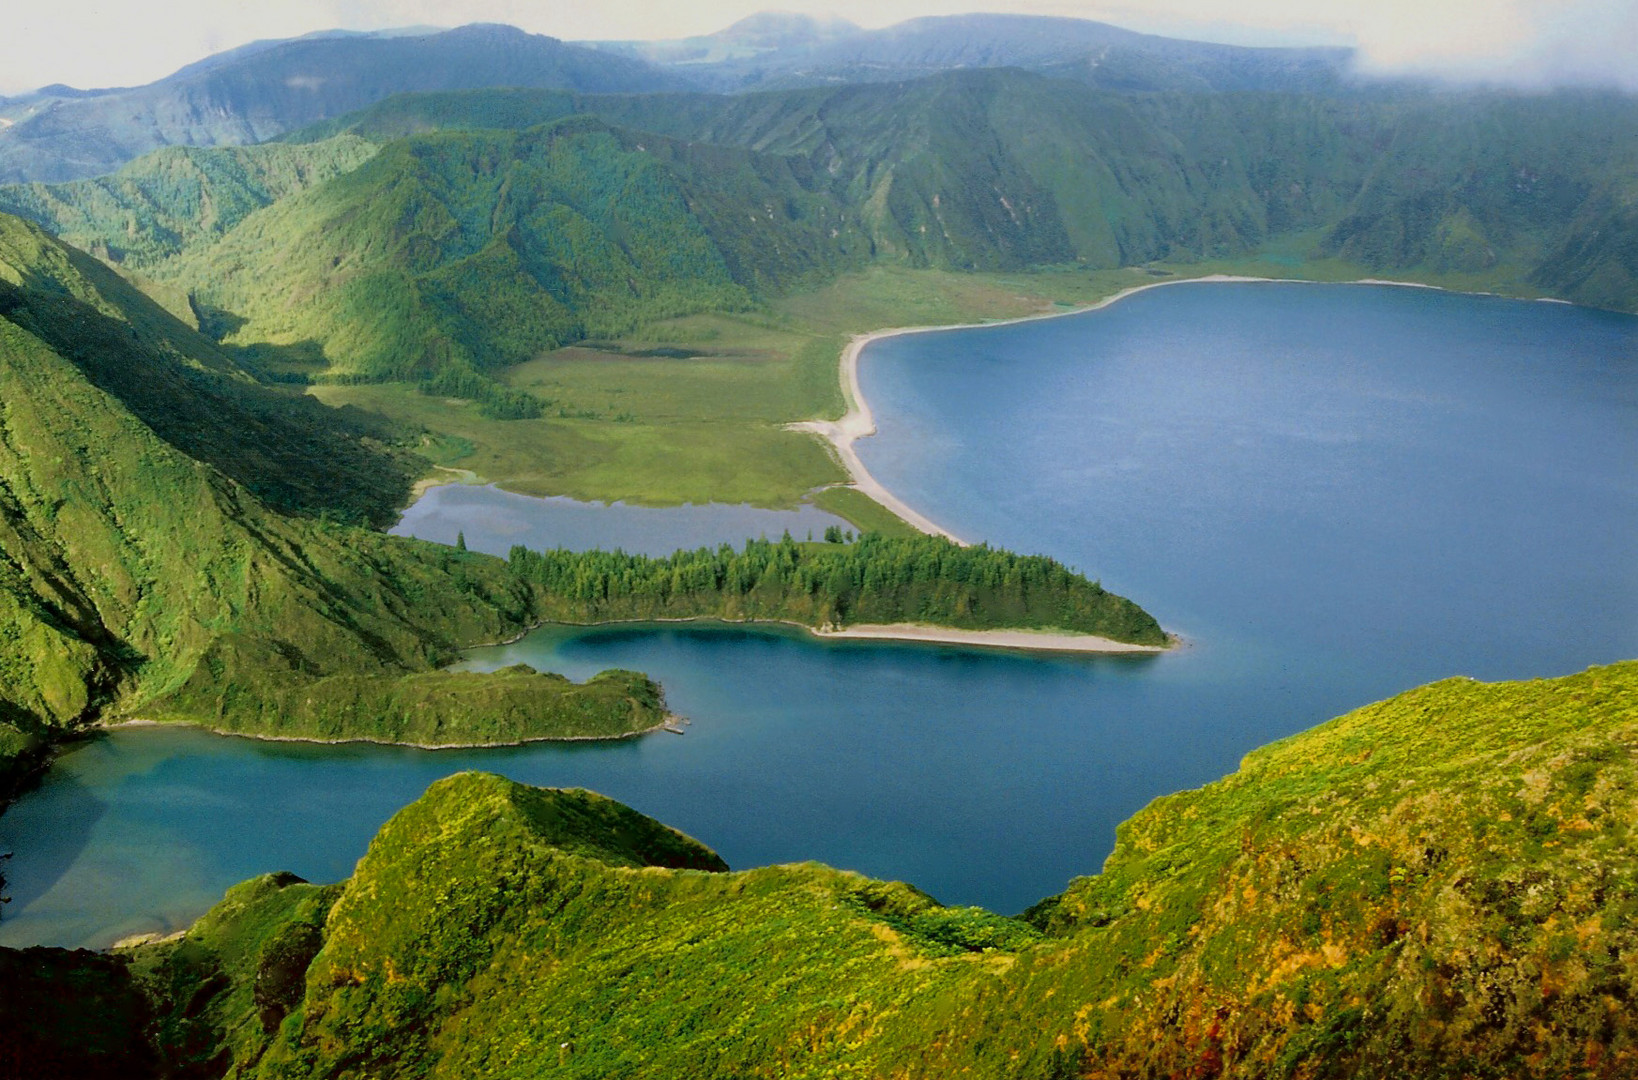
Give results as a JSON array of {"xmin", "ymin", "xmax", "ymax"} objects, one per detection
[{"xmin": 3, "ymin": 0, "xmax": 1635, "ymax": 95}]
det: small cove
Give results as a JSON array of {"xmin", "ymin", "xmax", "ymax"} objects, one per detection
[{"xmin": 4, "ymin": 281, "xmax": 1635, "ymax": 949}]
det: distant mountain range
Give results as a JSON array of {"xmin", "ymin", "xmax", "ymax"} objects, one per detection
[
  {"xmin": 590, "ymin": 11, "xmax": 1355, "ymax": 94},
  {"xmin": 5, "ymin": 70, "xmax": 1633, "ymax": 401},
  {"xmin": 0, "ymin": 24, "xmax": 684, "ymax": 183},
  {"xmin": 0, "ymin": 13, "xmax": 1632, "ymax": 404},
  {"xmin": 0, "ymin": 13, "xmax": 1364, "ymax": 184}
]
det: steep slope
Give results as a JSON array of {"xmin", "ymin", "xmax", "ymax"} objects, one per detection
[
  {"xmin": 166, "ymin": 116, "xmax": 869, "ymax": 381},
  {"xmin": 269, "ymin": 75, "xmax": 1638, "ymax": 310},
  {"xmin": 0, "ymin": 212, "xmax": 667, "ymax": 780},
  {"xmin": 0, "ymin": 212, "xmax": 415, "ymax": 524},
  {"xmin": 0, "ymin": 136, "xmax": 378, "ymax": 268},
  {"xmin": 0, "ymin": 24, "xmax": 686, "ymax": 183},
  {"xmin": 1319, "ymin": 90, "xmax": 1638, "ymax": 307},
  {"xmin": 584, "ymin": 73, "xmax": 1638, "ymax": 301},
  {"xmin": 17, "ymin": 661, "xmax": 1634, "ymax": 1077}
]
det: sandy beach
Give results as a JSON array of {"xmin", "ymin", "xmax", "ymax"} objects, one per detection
[
  {"xmin": 791, "ymin": 272, "xmax": 1492, "ymax": 545},
  {"xmin": 501, "ymin": 614, "xmax": 1176, "ymax": 654},
  {"xmin": 812, "ymin": 623, "xmax": 1172, "ymax": 654}
]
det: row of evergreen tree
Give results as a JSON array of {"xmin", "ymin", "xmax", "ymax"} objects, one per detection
[{"xmin": 507, "ymin": 532, "xmax": 1167, "ymax": 644}]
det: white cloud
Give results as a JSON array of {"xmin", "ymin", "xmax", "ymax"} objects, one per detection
[{"xmin": 2, "ymin": 0, "xmax": 1634, "ymax": 97}]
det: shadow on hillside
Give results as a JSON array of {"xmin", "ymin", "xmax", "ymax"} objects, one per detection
[{"xmin": 0, "ymin": 277, "xmax": 417, "ymax": 529}]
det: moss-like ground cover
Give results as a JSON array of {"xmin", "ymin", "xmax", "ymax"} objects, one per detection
[{"xmin": 10, "ymin": 660, "xmax": 1632, "ymax": 1077}]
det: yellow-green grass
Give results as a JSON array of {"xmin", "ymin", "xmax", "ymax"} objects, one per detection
[
  {"xmin": 809, "ymin": 486, "xmax": 920, "ymax": 537},
  {"xmin": 311, "ymin": 380, "xmax": 844, "ymax": 507},
  {"xmin": 314, "ymin": 255, "xmax": 1499, "ymax": 533},
  {"xmin": 308, "ymin": 266, "xmax": 1168, "ymax": 529}
]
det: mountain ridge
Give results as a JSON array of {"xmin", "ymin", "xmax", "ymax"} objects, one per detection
[{"xmin": 0, "ymin": 24, "xmax": 685, "ymax": 183}]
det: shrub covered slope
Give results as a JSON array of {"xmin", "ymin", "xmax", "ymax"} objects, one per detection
[
  {"xmin": 11, "ymin": 661, "xmax": 1633, "ymax": 1077},
  {"xmin": 0, "ymin": 211, "xmax": 671, "ymax": 780},
  {"xmin": 162, "ymin": 117, "xmax": 868, "ymax": 384},
  {"xmin": 287, "ymin": 74, "xmax": 1638, "ymax": 308}
]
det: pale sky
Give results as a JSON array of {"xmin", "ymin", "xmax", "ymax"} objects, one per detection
[{"xmin": 2, "ymin": 0, "xmax": 1635, "ymax": 96}]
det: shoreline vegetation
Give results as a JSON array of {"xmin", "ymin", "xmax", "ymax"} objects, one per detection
[
  {"xmin": 102, "ymin": 712, "xmax": 686, "ymax": 750},
  {"xmin": 507, "ymin": 533, "xmax": 1171, "ymax": 650}
]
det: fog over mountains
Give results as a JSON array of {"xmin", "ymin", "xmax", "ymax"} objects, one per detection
[
  {"xmin": 0, "ymin": 12, "xmax": 1365, "ymax": 182},
  {"xmin": 0, "ymin": 25, "xmax": 684, "ymax": 183}
]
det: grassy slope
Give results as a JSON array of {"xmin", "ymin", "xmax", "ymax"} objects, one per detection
[
  {"xmin": 21, "ymin": 661, "xmax": 1630, "ymax": 1077},
  {"xmin": 0, "ymin": 212, "xmax": 418, "ymax": 526},
  {"xmin": 164, "ymin": 118, "xmax": 866, "ymax": 382},
  {"xmin": 0, "ymin": 212, "xmax": 672, "ymax": 776}
]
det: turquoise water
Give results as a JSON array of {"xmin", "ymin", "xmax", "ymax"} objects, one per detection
[
  {"xmin": 390, "ymin": 485, "xmax": 853, "ymax": 558},
  {"xmin": 4, "ymin": 282, "xmax": 1634, "ymax": 948}
]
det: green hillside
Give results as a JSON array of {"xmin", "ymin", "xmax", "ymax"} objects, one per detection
[
  {"xmin": 275, "ymin": 75, "xmax": 1638, "ymax": 309},
  {"xmin": 0, "ymin": 211, "xmax": 415, "ymax": 524},
  {"xmin": 0, "ymin": 137, "xmax": 378, "ymax": 270},
  {"xmin": 11, "ymin": 661, "xmax": 1633, "ymax": 1077},
  {"xmin": 160, "ymin": 117, "xmax": 865, "ymax": 386},
  {"xmin": 0, "ymin": 211, "xmax": 674, "ymax": 784}
]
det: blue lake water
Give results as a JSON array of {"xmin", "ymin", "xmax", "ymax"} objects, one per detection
[
  {"xmin": 4, "ymin": 282, "xmax": 1635, "ymax": 949},
  {"xmin": 390, "ymin": 484, "xmax": 853, "ymax": 557}
]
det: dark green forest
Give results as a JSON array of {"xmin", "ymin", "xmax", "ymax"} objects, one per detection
[{"xmin": 510, "ymin": 532, "xmax": 1169, "ymax": 644}]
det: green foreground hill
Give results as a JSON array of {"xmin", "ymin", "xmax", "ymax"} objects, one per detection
[{"xmin": 9, "ymin": 660, "xmax": 1634, "ymax": 1077}]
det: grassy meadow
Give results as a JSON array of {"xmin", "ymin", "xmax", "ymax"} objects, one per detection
[{"xmin": 311, "ymin": 264, "xmax": 1166, "ymax": 526}]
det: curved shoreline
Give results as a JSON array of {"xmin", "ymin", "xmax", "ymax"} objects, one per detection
[
  {"xmin": 790, "ymin": 272, "xmax": 1518, "ymax": 544},
  {"xmin": 480, "ymin": 614, "xmax": 1172, "ymax": 655},
  {"xmin": 100, "ymin": 713, "xmax": 685, "ymax": 750},
  {"xmin": 811, "ymin": 622, "xmax": 1170, "ymax": 654}
]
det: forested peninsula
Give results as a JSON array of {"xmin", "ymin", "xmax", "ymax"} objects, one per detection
[
  {"xmin": 0, "ymin": 207, "xmax": 1163, "ymax": 786},
  {"xmin": 511, "ymin": 533, "xmax": 1168, "ymax": 646}
]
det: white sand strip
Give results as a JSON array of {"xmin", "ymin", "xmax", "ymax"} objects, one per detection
[
  {"xmin": 813, "ymin": 623, "xmax": 1171, "ymax": 653},
  {"xmin": 791, "ymin": 272, "xmax": 1528, "ymax": 544}
]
